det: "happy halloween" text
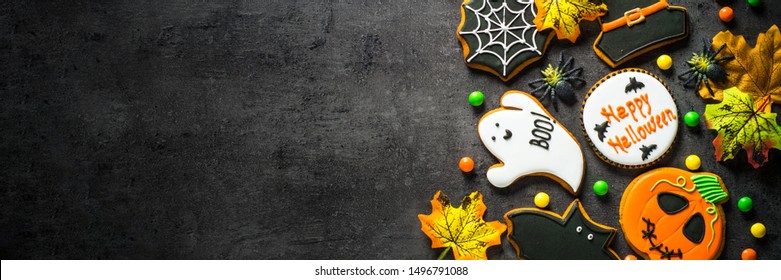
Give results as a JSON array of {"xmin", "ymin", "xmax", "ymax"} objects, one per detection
[{"xmin": 598, "ymin": 93, "xmax": 677, "ymax": 154}]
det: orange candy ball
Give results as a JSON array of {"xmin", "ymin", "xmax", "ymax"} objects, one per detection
[
  {"xmin": 459, "ymin": 157, "xmax": 475, "ymax": 172},
  {"xmin": 741, "ymin": 248, "xmax": 757, "ymax": 260},
  {"xmin": 719, "ymin": 7, "xmax": 734, "ymax": 22},
  {"xmin": 624, "ymin": 255, "xmax": 638, "ymax": 260}
]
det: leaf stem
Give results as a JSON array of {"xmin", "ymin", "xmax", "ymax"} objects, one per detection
[
  {"xmin": 437, "ymin": 247, "xmax": 451, "ymax": 260},
  {"xmin": 756, "ymin": 95, "xmax": 772, "ymax": 113}
]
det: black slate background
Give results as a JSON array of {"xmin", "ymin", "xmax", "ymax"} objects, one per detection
[{"xmin": 1, "ymin": 0, "xmax": 780, "ymax": 260}]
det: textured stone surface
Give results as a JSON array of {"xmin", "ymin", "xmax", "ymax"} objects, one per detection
[{"xmin": 0, "ymin": 0, "xmax": 779, "ymax": 259}]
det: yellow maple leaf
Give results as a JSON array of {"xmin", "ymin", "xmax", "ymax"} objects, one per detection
[
  {"xmin": 700, "ymin": 25, "xmax": 781, "ymax": 113},
  {"xmin": 534, "ymin": 0, "xmax": 607, "ymax": 43},
  {"xmin": 418, "ymin": 191, "xmax": 506, "ymax": 260}
]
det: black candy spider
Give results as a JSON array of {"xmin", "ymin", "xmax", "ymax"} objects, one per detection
[
  {"xmin": 528, "ymin": 52, "xmax": 585, "ymax": 112},
  {"xmin": 678, "ymin": 39, "xmax": 734, "ymax": 95}
]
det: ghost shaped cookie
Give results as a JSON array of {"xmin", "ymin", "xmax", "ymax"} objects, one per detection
[
  {"xmin": 504, "ymin": 199, "xmax": 620, "ymax": 260},
  {"xmin": 478, "ymin": 91, "xmax": 585, "ymax": 195}
]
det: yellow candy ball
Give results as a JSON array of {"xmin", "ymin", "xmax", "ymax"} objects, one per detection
[
  {"xmin": 534, "ymin": 192, "xmax": 550, "ymax": 208},
  {"xmin": 657, "ymin": 55, "xmax": 673, "ymax": 70},
  {"xmin": 685, "ymin": 155, "xmax": 701, "ymax": 170},
  {"xmin": 751, "ymin": 223, "xmax": 766, "ymax": 238}
]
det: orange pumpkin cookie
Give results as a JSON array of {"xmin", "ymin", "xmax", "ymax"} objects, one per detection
[{"xmin": 619, "ymin": 167, "xmax": 729, "ymax": 260}]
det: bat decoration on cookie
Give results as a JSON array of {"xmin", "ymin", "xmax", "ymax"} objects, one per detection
[
  {"xmin": 593, "ymin": 121, "xmax": 610, "ymax": 142},
  {"xmin": 640, "ymin": 144, "xmax": 658, "ymax": 161},
  {"xmin": 625, "ymin": 77, "xmax": 645, "ymax": 93},
  {"xmin": 504, "ymin": 200, "xmax": 620, "ymax": 260}
]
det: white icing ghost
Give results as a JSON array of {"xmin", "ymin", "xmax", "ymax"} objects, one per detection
[{"xmin": 478, "ymin": 91, "xmax": 585, "ymax": 194}]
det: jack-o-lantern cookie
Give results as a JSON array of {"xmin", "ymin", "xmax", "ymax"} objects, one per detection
[
  {"xmin": 620, "ymin": 167, "xmax": 729, "ymax": 260},
  {"xmin": 581, "ymin": 68, "xmax": 678, "ymax": 168},
  {"xmin": 479, "ymin": 91, "xmax": 585, "ymax": 194},
  {"xmin": 505, "ymin": 199, "xmax": 620, "ymax": 260},
  {"xmin": 457, "ymin": 0, "xmax": 553, "ymax": 81}
]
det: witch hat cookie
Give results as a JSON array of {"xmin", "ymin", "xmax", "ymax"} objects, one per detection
[
  {"xmin": 478, "ymin": 91, "xmax": 585, "ymax": 194},
  {"xmin": 593, "ymin": 0, "xmax": 689, "ymax": 68}
]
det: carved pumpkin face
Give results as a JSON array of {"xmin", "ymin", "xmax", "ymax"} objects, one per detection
[{"xmin": 620, "ymin": 167, "xmax": 729, "ymax": 260}]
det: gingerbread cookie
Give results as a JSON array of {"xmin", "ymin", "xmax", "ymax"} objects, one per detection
[
  {"xmin": 504, "ymin": 199, "xmax": 620, "ymax": 260},
  {"xmin": 457, "ymin": 0, "xmax": 553, "ymax": 81},
  {"xmin": 479, "ymin": 91, "xmax": 585, "ymax": 194},
  {"xmin": 581, "ymin": 68, "xmax": 678, "ymax": 168},
  {"xmin": 593, "ymin": 0, "xmax": 689, "ymax": 68},
  {"xmin": 620, "ymin": 167, "xmax": 729, "ymax": 260}
]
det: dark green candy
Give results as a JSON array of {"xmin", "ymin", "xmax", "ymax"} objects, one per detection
[{"xmin": 738, "ymin": 197, "xmax": 753, "ymax": 212}]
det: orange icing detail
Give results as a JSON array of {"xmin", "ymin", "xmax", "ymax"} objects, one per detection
[
  {"xmin": 601, "ymin": 0, "xmax": 669, "ymax": 33},
  {"xmin": 619, "ymin": 167, "xmax": 729, "ymax": 260},
  {"xmin": 603, "ymin": 105, "xmax": 677, "ymax": 154}
]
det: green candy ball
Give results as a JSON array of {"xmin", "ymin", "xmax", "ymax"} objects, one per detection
[
  {"xmin": 738, "ymin": 197, "xmax": 754, "ymax": 212},
  {"xmin": 469, "ymin": 91, "xmax": 485, "ymax": 106},
  {"xmin": 748, "ymin": 0, "xmax": 761, "ymax": 7},
  {"xmin": 684, "ymin": 111, "xmax": 700, "ymax": 127},
  {"xmin": 593, "ymin": 180, "xmax": 609, "ymax": 196}
]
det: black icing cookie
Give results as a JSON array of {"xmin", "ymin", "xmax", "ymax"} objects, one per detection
[
  {"xmin": 504, "ymin": 199, "xmax": 620, "ymax": 260},
  {"xmin": 457, "ymin": 0, "xmax": 553, "ymax": 81},
  {"xmin": 593, "ymin": 0, "xmax": 688, "ymax": 68}
]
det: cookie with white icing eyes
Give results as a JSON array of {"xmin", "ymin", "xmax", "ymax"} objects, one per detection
[
  {"xmin": 457, "ymin": 0, "xmax": 553, "ymax": 81},
  {"xmin": 478, "ymin": 91, "xmax": 585, "ymax": 195},
  {"xmin": 504, "ymin": 199, "xmax": 620, "ymax": 260}
]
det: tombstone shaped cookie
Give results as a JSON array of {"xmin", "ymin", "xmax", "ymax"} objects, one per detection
[
  {"xmin": 593, "ymin": 0, "xmax": 689, "ymax": 68},
  {"xmin": 478, "ymin": 91, "xmax": 585, "ymax": 194}
]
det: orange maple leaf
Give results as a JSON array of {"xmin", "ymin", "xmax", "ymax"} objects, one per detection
[
  {"xmin": 699, "ymin": 25, "xmax": 781, "ymax": 113},
  {"xmin": 418, "ymin": 191, "xmax": 506, "ymax": 260}
]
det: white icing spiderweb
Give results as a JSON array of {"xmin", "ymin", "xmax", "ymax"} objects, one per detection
[{"xmin": 459, "ymin": 0, "xmax": 541, "ymax": 77}]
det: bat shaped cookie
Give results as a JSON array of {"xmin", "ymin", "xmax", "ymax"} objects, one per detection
[
  {"xmin": 640, "ymin": 144, "xmax": 658, "ymax": 161},
  {"xmin": 478, "ymin": 91, "xmax": 585, "ymax": 195},
  {"xmin": 625, "ymin": 77, "xmax": 645, "ymax": 93},
  {"xmin": 504, "ymin": 199, "xmax": 620, "ymax": 260}
]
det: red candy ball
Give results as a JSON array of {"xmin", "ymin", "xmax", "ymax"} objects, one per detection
[
  {"xmin": 719, "ymin": 7, "xmax": 734, "ymax": 22},
  {"xmin": 459, "ymin": 157, "xmax": 474, "ymax": 172}
]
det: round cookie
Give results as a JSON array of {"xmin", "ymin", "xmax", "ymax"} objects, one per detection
[
  {"xmin": 619, "ymin": 167, "xmax": 729, "ymax": 260},
  {"xmin": 457, "ymin": 0, "xmax": 553, "ymax": 82},
  {"xmin": 581, "ymin": 68, "xmax": 679, "ymax": 168},
  {"xmin": 479, "ymin": 91, "xmax": 585, "ymax": 195}
]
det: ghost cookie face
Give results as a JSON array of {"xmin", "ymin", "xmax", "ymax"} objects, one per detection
[
  {"xmin": 478, "ymin": 91, "xmax": 585, "ymax": 194},
  {"xmin": 504, "ymin": 199, "xmax": 620, "ymax": 260},
  {"xmin": 620, "ymin": 168, "xmax": 729, "ymax": 260},
  {"xmin": 581, "ymin": 68, "xmax": 678, "ymax": 168}
]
